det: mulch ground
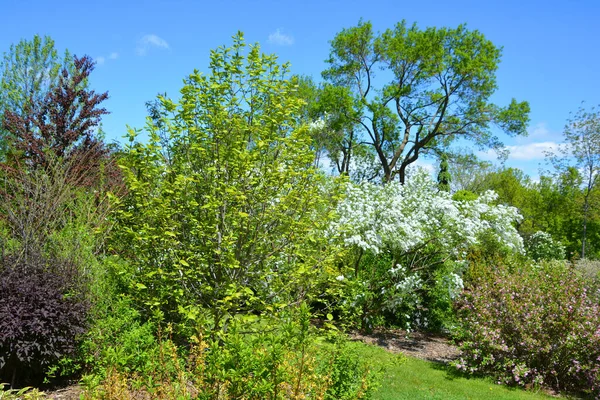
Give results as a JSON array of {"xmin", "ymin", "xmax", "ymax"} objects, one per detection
[
  {"xmin": 350, "ymin": 328, "xmax": 461, "ymax": 364},
  {"xmin": 43, "ymin": 385, "xmax": 82, "ymax": 400}
]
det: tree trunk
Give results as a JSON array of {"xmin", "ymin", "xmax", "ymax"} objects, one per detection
[{"xmin": 582, "ymin": 193, "xmax": 589, "ymax": 259}]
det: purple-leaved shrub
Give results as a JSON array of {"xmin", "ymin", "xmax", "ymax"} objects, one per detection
[
  {"xmin": 0, "ymin": 253, "xmax": 89, "ymax": 387},
  {"xmin": 455, "ymin": 261, "xmax": 600, "ymax": 397}
]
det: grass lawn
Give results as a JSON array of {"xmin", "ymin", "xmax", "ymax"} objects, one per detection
[{"xmin": 354, "ymin": 342, "xmax": 556, "ymax": 400}]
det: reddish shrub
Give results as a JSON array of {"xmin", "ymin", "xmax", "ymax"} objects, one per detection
[{"xmin": 0, "ymin": 253, "xmax": 89, "ymax": 387}]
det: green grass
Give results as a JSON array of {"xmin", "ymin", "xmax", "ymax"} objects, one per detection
[{"xmin": 354, "ymin": 342, "xmax": 555, "ymax": 400}]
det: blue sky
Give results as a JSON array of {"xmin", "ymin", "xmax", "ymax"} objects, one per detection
[{"xmin": 2, "ymin": 0, "xmax": 599, "ymax": 179}]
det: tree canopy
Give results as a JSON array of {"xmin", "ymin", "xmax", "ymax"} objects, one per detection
[
  {"xmin": 548, "ymin": 104, "xmax": 600, "ymax": 258},
  {"xmin": 319, "ymin": 20, "xmax": 530, "ymax": 183}
]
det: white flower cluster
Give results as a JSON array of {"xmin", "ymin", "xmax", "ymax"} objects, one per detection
[
  {"xmin": 525, "ymin": 230, "xmax": 566, "ymax": 261},
  {"xmin": 383, "ymin": 264, "xmax": 423, "ymax": 313},
  {"xmin": 332, "ymin": 169, "xmax": 524, "ymax": 256},
  {"xmin": 308, "ymin": 118, "xmax": 327, "ymax": 131},
  {"xmin": 443, "ymin": 272, "xmax": 464, "ymax": 300}
]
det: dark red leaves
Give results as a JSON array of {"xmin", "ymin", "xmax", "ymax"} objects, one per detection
[
  {"xmin": 0, "ymin": 253, "xmax": 89, "ymax": 386},
  {"xmin": 2, "ymin": 55, "xmax": 111, "ymax": 186}
]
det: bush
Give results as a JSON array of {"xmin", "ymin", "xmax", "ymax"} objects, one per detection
[
  {"xmin": 575, "ymin": 258, "xmax": 600, "ymax": 282},
  {"xmin": 328, "ymin": 170, "xmax": 523, "ymax": 331},
  {"xmin": 322, "ymin": 335, "xmax": 381, "ymax": 399},
  {"xmin": 524, "ymin": 231, "xmax": 566, "ymax": 261},
  {"xmin": 454, "ymin": 261, "xmax": 600, "ymax": 396},
  {"xmin": 110, "ymin": 33, "xmax": 339, "ymax": 336},
  {"xmin": 317, "ymin": 248, "xmax": 466, "ymax": 333},
  {"xmin": 81, "ymin": 305, "xmax": 379, "ymax": 400},
  {"xmin": 0, "ymin": 253, "xmax": 89, "ymax": 387},
  {"xmin": 452, "ymin": 189, "xmax": 478, "ymax": 202},
  {"xmin": 81, "ymin": 296, "xmax": 158, "ymax": 379},
  {"xmin": 78, "ymin": 256, "xmax": 160, "ymax": 383}
]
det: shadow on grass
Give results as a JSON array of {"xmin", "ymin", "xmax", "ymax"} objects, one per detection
[{"xmin": 429, "ymin": 359, "xmax": 468, "ymax": 381}]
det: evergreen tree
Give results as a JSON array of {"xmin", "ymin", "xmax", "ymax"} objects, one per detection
[{"xmin": 437, "ymin": 153, "xmax": 451, "ymax": 192}]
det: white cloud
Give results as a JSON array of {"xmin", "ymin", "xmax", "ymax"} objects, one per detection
[
  {"xmin": 412, "ymin": 158, "xmax": 436, "ymax": 175},
  {"xmin": 528, "ymin": 122, "xmax": 550, "ymax": 137},
  {"xmin": 477, "ymin": 139, "xmax": 560, "ymax": 161},
  {"xmin": 505, "ymin": 141, "xmax": 559, "ymax": 160},
  {"xmin": 95, "ymin": 52, "xmax": 119, "ymax": 66},
  {"xmin": 268, "ymin": 29, "xmax": 294, "ymax": 46},
  {"xmin": 136, "ymin": 34, "xmax": 169, "ymax": 56}
]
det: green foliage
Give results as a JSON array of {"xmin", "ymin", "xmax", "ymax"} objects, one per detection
[
  {"xmin": 465, "ymin": 230, "xmax": 529, "ymax": 282},
  {"xmin": 0, "ymin": 385, "xmax": 47, "ymax": 400},
  {"xmin": 475, "ymin": 166, "xmax": 600, "ymax": 259},
  {"xmin": 110, "ymin": 32, "xmax": 340, "ymax": 334},
  {"xmin": 81, "ymin": 284, "xmax": 158, "ymax": 378},
  {"xmin": 455, "ymin": 261, "xmax": 600, "ymax": 396},
  {"xmin": 437, "ymin": 153, "xmax": 451, "ymax": 192},
  {"xmin": 551, "ymin": 103, "xmax": 600, "ymax": 258},
  {"xmin": 451, "ymin": 190, "xmax": 478, "ymax": 202},
  {"xmin": 425, "ymin": 261, "xmax": 466, "ymax": 331},
  {"xmin": 476, "ymin": 168, "xmax": 532, "ymax": 210},
  {"xmin": 322, "ymin": 20, "xmax": 530, "ymax": 183},
  {"xmin": 325, "ymin": 250, "xmax": 465, "ymax": 333},
  {"xmin": 323, "ymin": 335, "xmax": 382, "ymax": 400},
  {"xmin": 295, "ymin": 76, "xmax": 373, "ymax": 179},
  {"xmin": 81, "ymin": 305, "xmax": 379, "ymax": 400},
  {"xmin": 447, "ymin": 152, "xmax": 494, "ymax": 193}
]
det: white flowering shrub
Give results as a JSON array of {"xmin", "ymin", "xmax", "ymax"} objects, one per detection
[
  {"xmin": 524, "ymin": 231, "xmax": 566, "ymax": 261},
  {"xmin": 329, "ymin": 169, "xmax": 524, "ymax": 330},
  {"xmin": 332, "ymin": 169, "xmax": 523, "ymax": 256}
]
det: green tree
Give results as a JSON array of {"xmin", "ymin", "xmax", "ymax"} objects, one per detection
[
  {"xmin": 533, "ymin": 169, "xmax": 585, "ymax": 258},
  {"xmin": 0, "ymin": 35, "xmax": 72, "ymax": 160},
  {"xmin": 296, "ymin": 76, "xmax": 379, "ymax": 180},
  {"xmin": 437, "ymin": 153, "xmax": 451, "ymax": 192},
  {"xmin": 447, "ymin": 152, "xmax": 493, "ymax": 193},
  {"xmin": 473, "ymin": 167, "xmax": 547, "ymax": 235},
  {"xmin": 111, "ymin": 33, "xmax": 339, "ymax": 333},
  {"xmin": 555, "ymin": 104, "xmax": 600, "ymax": 258},
  {"xmin": 471, "ymin": 166, "xmax": 593, "ymax": 258},
  {"xmin": 322, "ymin": 20, "xmax": 530, "ymax": 183}
]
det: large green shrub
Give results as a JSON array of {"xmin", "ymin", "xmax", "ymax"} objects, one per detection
[
  {"xmin": 455, "ymin": 261, "xmax": 600, "ymax": 396},
  {"xmin": 110, "ymin": 33, "xmax": 339, "ymax": 334}
]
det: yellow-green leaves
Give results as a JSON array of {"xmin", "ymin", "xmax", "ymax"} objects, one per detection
[{"xmin": 111, "ymin": 32, "xmax": 340, "ymax": 333}]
